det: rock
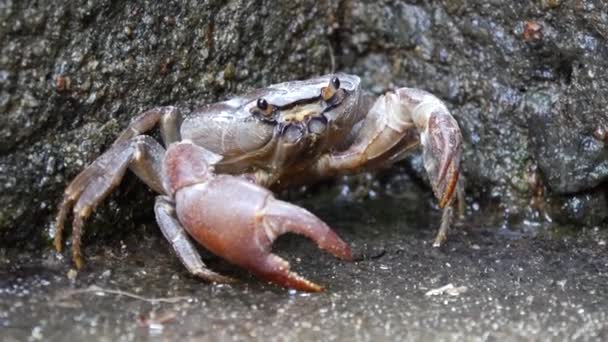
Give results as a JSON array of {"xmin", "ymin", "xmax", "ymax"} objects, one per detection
[{"xmin": 341, "ymin": 0, "xmax": 608, "ymax": 226}]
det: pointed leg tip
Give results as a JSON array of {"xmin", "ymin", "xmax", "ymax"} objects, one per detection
[
  {"xmin": 73, "ymin": 253, "xmax": 84, "ymax": 270},
  {"xmin": 433, "ymin": 205, "xmax": 452, "ymax": 247},
  {"xmin": 433, "ymin": 228, "xmax": 447, "ymax": 247},
  {"xmin": 213, "ymin": 275, "xmax": 239, "ymax": 284},
  {"xmin": 53, "ymin": 239, "xmax": 63, "ymax": 253},
  {"xmin": 194, "ymin": 270, "xmax": 238, "ymax": 284},
  {"xmin": 53, "ymin": 220, "xmax": 65, "ymax": 252}
]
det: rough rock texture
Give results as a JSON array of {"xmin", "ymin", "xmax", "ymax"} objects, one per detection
[
  {"xmin": 339, "ymin": 0, "xmax": 608, "ymax": 225},
  {"xmin": 1, "ymin": 0, "xmax": 607, "ymax": 244}
]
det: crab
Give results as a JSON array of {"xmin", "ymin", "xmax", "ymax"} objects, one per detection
[{"xmin": 54, "ymin": 73, "xmax": 463, "ymax": 292}]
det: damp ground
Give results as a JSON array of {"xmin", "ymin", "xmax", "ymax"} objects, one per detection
[{"xmin": 1, "ymin": 191, "xmax": 607, "ymax": 341}]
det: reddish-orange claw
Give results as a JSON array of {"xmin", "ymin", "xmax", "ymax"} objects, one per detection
[{"xmin": 166, "ymin": 143, "xmax": 352, "ymax": 292}]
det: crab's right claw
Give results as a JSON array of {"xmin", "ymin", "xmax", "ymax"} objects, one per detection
[
  {"xmin": 176, "ymin": 176, "xmax": 352, "ymax": 292},
  {"xmin": 422, "ymin": 110, "xmax": 463, "ymax": 209}
]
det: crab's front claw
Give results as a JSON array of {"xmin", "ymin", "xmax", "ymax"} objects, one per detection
[
  {"xmin": 422, "ymin": 110, "xmax": 462, "ymax": 209},
  {"xmin": 250, "ymin": 197, "xmax": 353, "ymax": 291},
  {"xmin": 174, "ymin": 175, "xmax": 352, "ymax": 292}
]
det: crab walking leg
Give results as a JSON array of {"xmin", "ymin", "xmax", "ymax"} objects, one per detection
[
  {"xmin": 164, "ymin": 142, "xmax": 352, "ymax": 292},
  {"xmin": 114, "ymin": 106, "xmax": 181, "ymax": 146},
  {"xmin": 399, "ymin": 89, "xmax": 463, "ymax": 207},
  {"xmin": 314, "ymin": 92, "xmax": 419, "ymax": 173},
  {"xmin": 154, "ymin": 196, "xmax": 235, "ymax": 283},
  {"xmin": 434, "ymin": 203, "xmax": 454, "ymax": 248},
  {"xmin": 314, "ymin": 88, "xmax": 463, "ymax": 245},
  {"xmin": 54, "ymin": 136, "xmax": 167, "ymax": 268},
  {"xmin": 55, "ymin": 106, "xmax": 181, "ymax": 260},
  {"xmin": 398, "ymin": 88, "xmax": 463, "ymax": 246},
  {"xmin": 456, "ymin": 178, "xmax": 466, "ymax": 218}
]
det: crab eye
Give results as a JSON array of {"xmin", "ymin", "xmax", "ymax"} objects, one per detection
[
  {"xmin": 257, "ymin": 98, "xmax": 268, "ymax": 111},
  {"xmin": 254, "ymin": 98, "xmax": 274, "ymax": 117},
  {"xmin": 322, "ymin": 76, "xmax": 341, "ymax": 102},
  {"xmin": 331, "ymin": 76, "xmax": 340, "ymax": 90}
]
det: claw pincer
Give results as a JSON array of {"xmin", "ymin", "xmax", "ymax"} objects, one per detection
[{"xmin": 164, "ymin": 142, "xmax": 352, "ymax": 292}]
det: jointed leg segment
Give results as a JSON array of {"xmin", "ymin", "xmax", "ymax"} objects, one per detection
[
  {"xmin": 306, "ymin": 88, "xmax": 463, "ymax": 245},
  {"xmin": 114, "ymin": 106, "xmax": 181, "ymax": 145},
  {"xmin": 55, "ymin": 106, "xmax": 181, "ymax": 268}
]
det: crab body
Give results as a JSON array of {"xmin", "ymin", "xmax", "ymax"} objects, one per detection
[{"xmin": 54, "ymin": 73, "xmax": 462, "ymax": 292}]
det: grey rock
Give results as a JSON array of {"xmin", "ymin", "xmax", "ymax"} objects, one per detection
[{"xmin": 343, "ymin": 0, "xmax": 608, "ymax": 224}]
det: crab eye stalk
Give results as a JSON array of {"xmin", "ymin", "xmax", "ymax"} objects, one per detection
[
  {"xmin": 321, "ymin": 76, "xmax": 341, "ymax": 102},
  {"xmin": 254, "ymin": 98, "xmax": 274, "ymax": 117}
]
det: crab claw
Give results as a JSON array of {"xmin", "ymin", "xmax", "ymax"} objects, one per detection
[
  {"xmin": 252, "ymin": 197, "xmax": 353, "ymax": 291},
  {"xmin": 421, "ymin": 109, "xmax": 462, "ymax": 209},
  {"xmin": 174, "ymin": 175, "xmax": 352, "ymax": 292}
]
